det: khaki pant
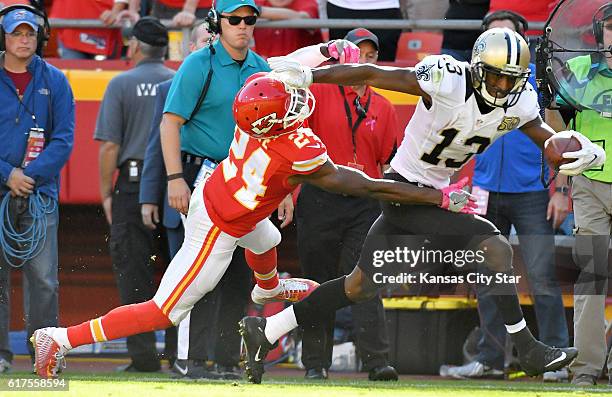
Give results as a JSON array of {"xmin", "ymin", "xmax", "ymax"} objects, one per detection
[{"xmin": 570, "ymin": 175, "xmax": 612, "ymax": 377}]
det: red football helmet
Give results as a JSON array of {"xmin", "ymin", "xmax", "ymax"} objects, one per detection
[{"xmin": 233, "ymin": 74, "xmax": 315, "ymax": 139}]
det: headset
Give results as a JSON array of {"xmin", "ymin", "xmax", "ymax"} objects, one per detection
[
  {"xmin": 205, "ymin": 1, "xmax": 221, "ymax": 35},
  {"xmin": 482, "ymin": 10, "xmax": 529, "ymax": 39},
  {"xmin": 593, "ymin": 2, "xmax": 612, "ymax": 46},
  {"xmin": 0, "ymin": 3, "xmax": 50, "ymax": 56}
]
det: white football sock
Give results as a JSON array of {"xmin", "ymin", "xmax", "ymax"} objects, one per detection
[
  {"xmin": 52, "ymin": 327, "xmax": 72, "ymax": 350},
  {"xmin": 264, "ymin": 306, "xmax": 298, "ymax": 344},
  {"xmin": 256, "ymin": 283, "xmax": 282, "ymax": 297},
  {"xmin": 505, "ymin": 318, "xmax": 527, "ymax": 334}
]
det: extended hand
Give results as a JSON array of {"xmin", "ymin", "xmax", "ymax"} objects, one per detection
[
  {"xmin": 439, "ymin": 177, "xmax": 477, "ymax": 214},
  {"xmin": 268, "ymin": 57, "xmax": 313, "ymax": 88},
  {"xmin": 556, "ymin": 130, "xmax": 606, "ymax": 176},
  {"xmin": 327, "ymin": 40, "xmax": 360, "ymax": 64}
]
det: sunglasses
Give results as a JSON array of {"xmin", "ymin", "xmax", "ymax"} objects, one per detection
[{"xmin": 220, "ymin": 15, "xmax": 257, "ymax": 26}]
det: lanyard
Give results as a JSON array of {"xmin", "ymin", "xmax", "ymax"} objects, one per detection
[
  {"xmin": 2, "ymin": 73, "xmax": 39, "ymax": 127},
  {"xmin": 339, "ymin": 86, "xmax": 371, "ymax": 161}
]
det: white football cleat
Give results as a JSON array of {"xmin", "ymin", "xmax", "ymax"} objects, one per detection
[
  {"xmin": 251, "ymin": 278, "xmax": 319, "ymax": 305},
  {"xmin": 31, "ymin": 327, "xmax": 69, "ymax": 378}
]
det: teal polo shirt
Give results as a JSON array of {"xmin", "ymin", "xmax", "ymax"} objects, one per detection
[{"xmin": 164, "ymin": 40, "xmax": 270, "ymax": 160}]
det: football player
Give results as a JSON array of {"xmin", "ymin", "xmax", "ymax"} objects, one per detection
[
  {"xmin": 29, "ymin": 74, "xmax": 474, "ymax": 378},
  {"xmin": 238, "ymin": 27, "xmax": 604, "ymax": 383}
]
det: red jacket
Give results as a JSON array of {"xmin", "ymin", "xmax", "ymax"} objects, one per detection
[
  {"xmin": 50, "ymin": 0, "xmax": 122, "ymax": 57},
  {"xmin": 254, "ymin": 0, "xmax": 322, "ymax": 58}
]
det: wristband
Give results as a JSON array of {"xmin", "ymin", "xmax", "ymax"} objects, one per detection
[
  {"xmin": 167, "ymin": 173, "xmax": 184, "ymax": 181},
  {"xmin": 555, "ymin": 186, "xmax": 569, "ymax": 195}
]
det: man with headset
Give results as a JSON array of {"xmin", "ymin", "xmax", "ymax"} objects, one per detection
[
  {"xmin": 439, "ymin": 10, "xmax": 570, "ymax": 382},
  {"xmin": 140, "ymin": 21, "xmax": 249, "ymax": 380},
  {"xmin": 546, "ymin": 2, "xmax": 612, "ymax": 386},
  {"xmin": 0, "ymin": 4, "xmax": 74, "ymax": 372}
]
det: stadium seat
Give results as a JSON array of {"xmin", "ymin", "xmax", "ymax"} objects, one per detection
[{"xmin": 395, "ymin": 32, "xmax": 443, "ymax": 64}]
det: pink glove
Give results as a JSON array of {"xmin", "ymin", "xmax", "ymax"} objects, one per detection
[
  {"xmin": 327, "ymin": 40, "xmax": 360, "ymax": 64},
  {"xmin": 439, "ymin": 177, "xmax": 478, "ymax": 214}
]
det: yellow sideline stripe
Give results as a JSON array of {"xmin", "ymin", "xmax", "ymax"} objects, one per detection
[
  {"xmin": 383, "ymin": 294, "xmax": 577, "ymax": 310},
  {"xmin": 371, "ymin": 87, "xmax": 420, "ymax": 105},
  {"xmin": 64, "ymin": 70, "xmax": 121, "ymax": 102},
  {"xmin": 62, "ymin": 69, "xmax": 420, "ymax": 105}
]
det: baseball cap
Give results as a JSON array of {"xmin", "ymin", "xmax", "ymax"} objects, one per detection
[
  {"xmin": 127, "ymin": 16, "xmax": 168, "ymax": 47},
  {"xmin": 344, "ymin": 28, "xmax": 379, "ymax": 51},
  {"xmin": 216, "ymin": 0, "xmax": 259, "ymax": 14},
  {"xmin": 1, "ymin": 8, "xmax": 39, "ymax": 33}
]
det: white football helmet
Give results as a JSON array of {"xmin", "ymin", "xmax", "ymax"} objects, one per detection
[{"xmin": 470, "ymin": 28, "xmax": 531, "ymax": 108}]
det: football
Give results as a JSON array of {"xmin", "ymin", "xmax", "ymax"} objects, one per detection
[{"xmin": 544, "ymin": 135, "xmax": 582, "ymax": 170}]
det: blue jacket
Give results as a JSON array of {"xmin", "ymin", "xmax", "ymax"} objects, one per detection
[
  {"xmin": 0, "ymin": 55, "xmax": 75, "ymax": 200},
  {"xmin": 139, "ymin": 80, "xmax": 181, "ymax": 229}
]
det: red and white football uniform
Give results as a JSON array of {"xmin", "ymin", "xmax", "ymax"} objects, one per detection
[
  {"xmin": 205, "ymin": 127, "xmax": 328, "ymax": 236},
  {"xmin": 153, "ymin": 127, "xmax": 327, "ymax": 323}
]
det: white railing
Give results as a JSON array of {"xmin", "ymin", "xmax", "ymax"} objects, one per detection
[{"xmin": 47, "ymin": 18, "xmax": 546, "ymax": 30}]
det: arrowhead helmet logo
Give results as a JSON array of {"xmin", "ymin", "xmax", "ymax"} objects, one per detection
[{"xmin": 251, "ymin": 113, "xmax": 280, "ymax": 136}]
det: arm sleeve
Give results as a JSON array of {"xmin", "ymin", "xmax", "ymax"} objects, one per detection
[
  {"xmin": 139, "ymin": 89, "xmax": 167, "ymax": 205},
  {"xmin": 164, "ymin": 53, "xmax": 208, "ymax": 120},
  {"xmin": 94, "ymin": 76, "xmax": 124, "ymax": 144},
  {"xmin": 24, "ymin": 73, "xmax": 75, "ymax": 185},
  {"xmin": 0, "ymin": 160, "xmax": 14, "ymax": 185}
]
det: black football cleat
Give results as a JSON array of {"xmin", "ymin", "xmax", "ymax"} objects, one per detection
[
  {"xmin": 519, "ymin": 342, "xmax": 578, "ymax": 377},
  {"xmin": 239, "ymin": 316, "xmax": 273, "ymax": 384}
]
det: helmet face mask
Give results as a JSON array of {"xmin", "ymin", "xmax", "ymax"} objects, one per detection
[
  {"xmin": 472, "ymin": 63, "xmax": 530, "ymax": 107},
  {"xmin": 283, "ymin": 86, "xmax": 314, "ymax": 130},
  {"xmin": 470, "ymin": 28, "xmax": 531, "ymax": 108},
  {"xmin": 233, "ymin": 75, "xmax": 315, "ymax": 139}
]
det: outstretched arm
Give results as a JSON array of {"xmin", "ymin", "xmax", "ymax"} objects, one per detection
[
  {"xmin": 271, "ymin": 60, "xmax": 431, "ymax": 102},
  {"xmin": 288, "ymin": 161, "xmax": 441, "ymax": 205},
  {"xmin": 311, "ymin": 64, "xmax": 429, "ymax": 99}
]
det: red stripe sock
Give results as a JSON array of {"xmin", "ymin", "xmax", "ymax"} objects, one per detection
[
  {"xmin": 246, "ymin": 248, "xmax": 279, "ymax": 291},
  {"xmin": 67, "ymin": 300, "xmax": 172, "ymax": 348}
]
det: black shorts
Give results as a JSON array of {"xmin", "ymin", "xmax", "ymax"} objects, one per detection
[{"xmin": 357, "ymin": 173, "xmax": 500, "ymax": 281}]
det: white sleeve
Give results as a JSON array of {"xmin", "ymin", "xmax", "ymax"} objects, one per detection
[
  {"xmin": 414, "ymin": 55, "xmax": 467, "ymax": 108},
  {"xmin": 282, "ymin": 44, "xmax": 329, "ymax": 68}
]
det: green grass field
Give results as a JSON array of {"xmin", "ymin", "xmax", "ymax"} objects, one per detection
[{"xmin": 1, "ymin": 371, "xmax": 610, "ymax": 397}]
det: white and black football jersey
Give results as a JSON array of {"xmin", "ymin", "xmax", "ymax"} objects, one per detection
[{"xmin": 390, "ymin": 55, "xmax": 540, "ymax": 189}]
